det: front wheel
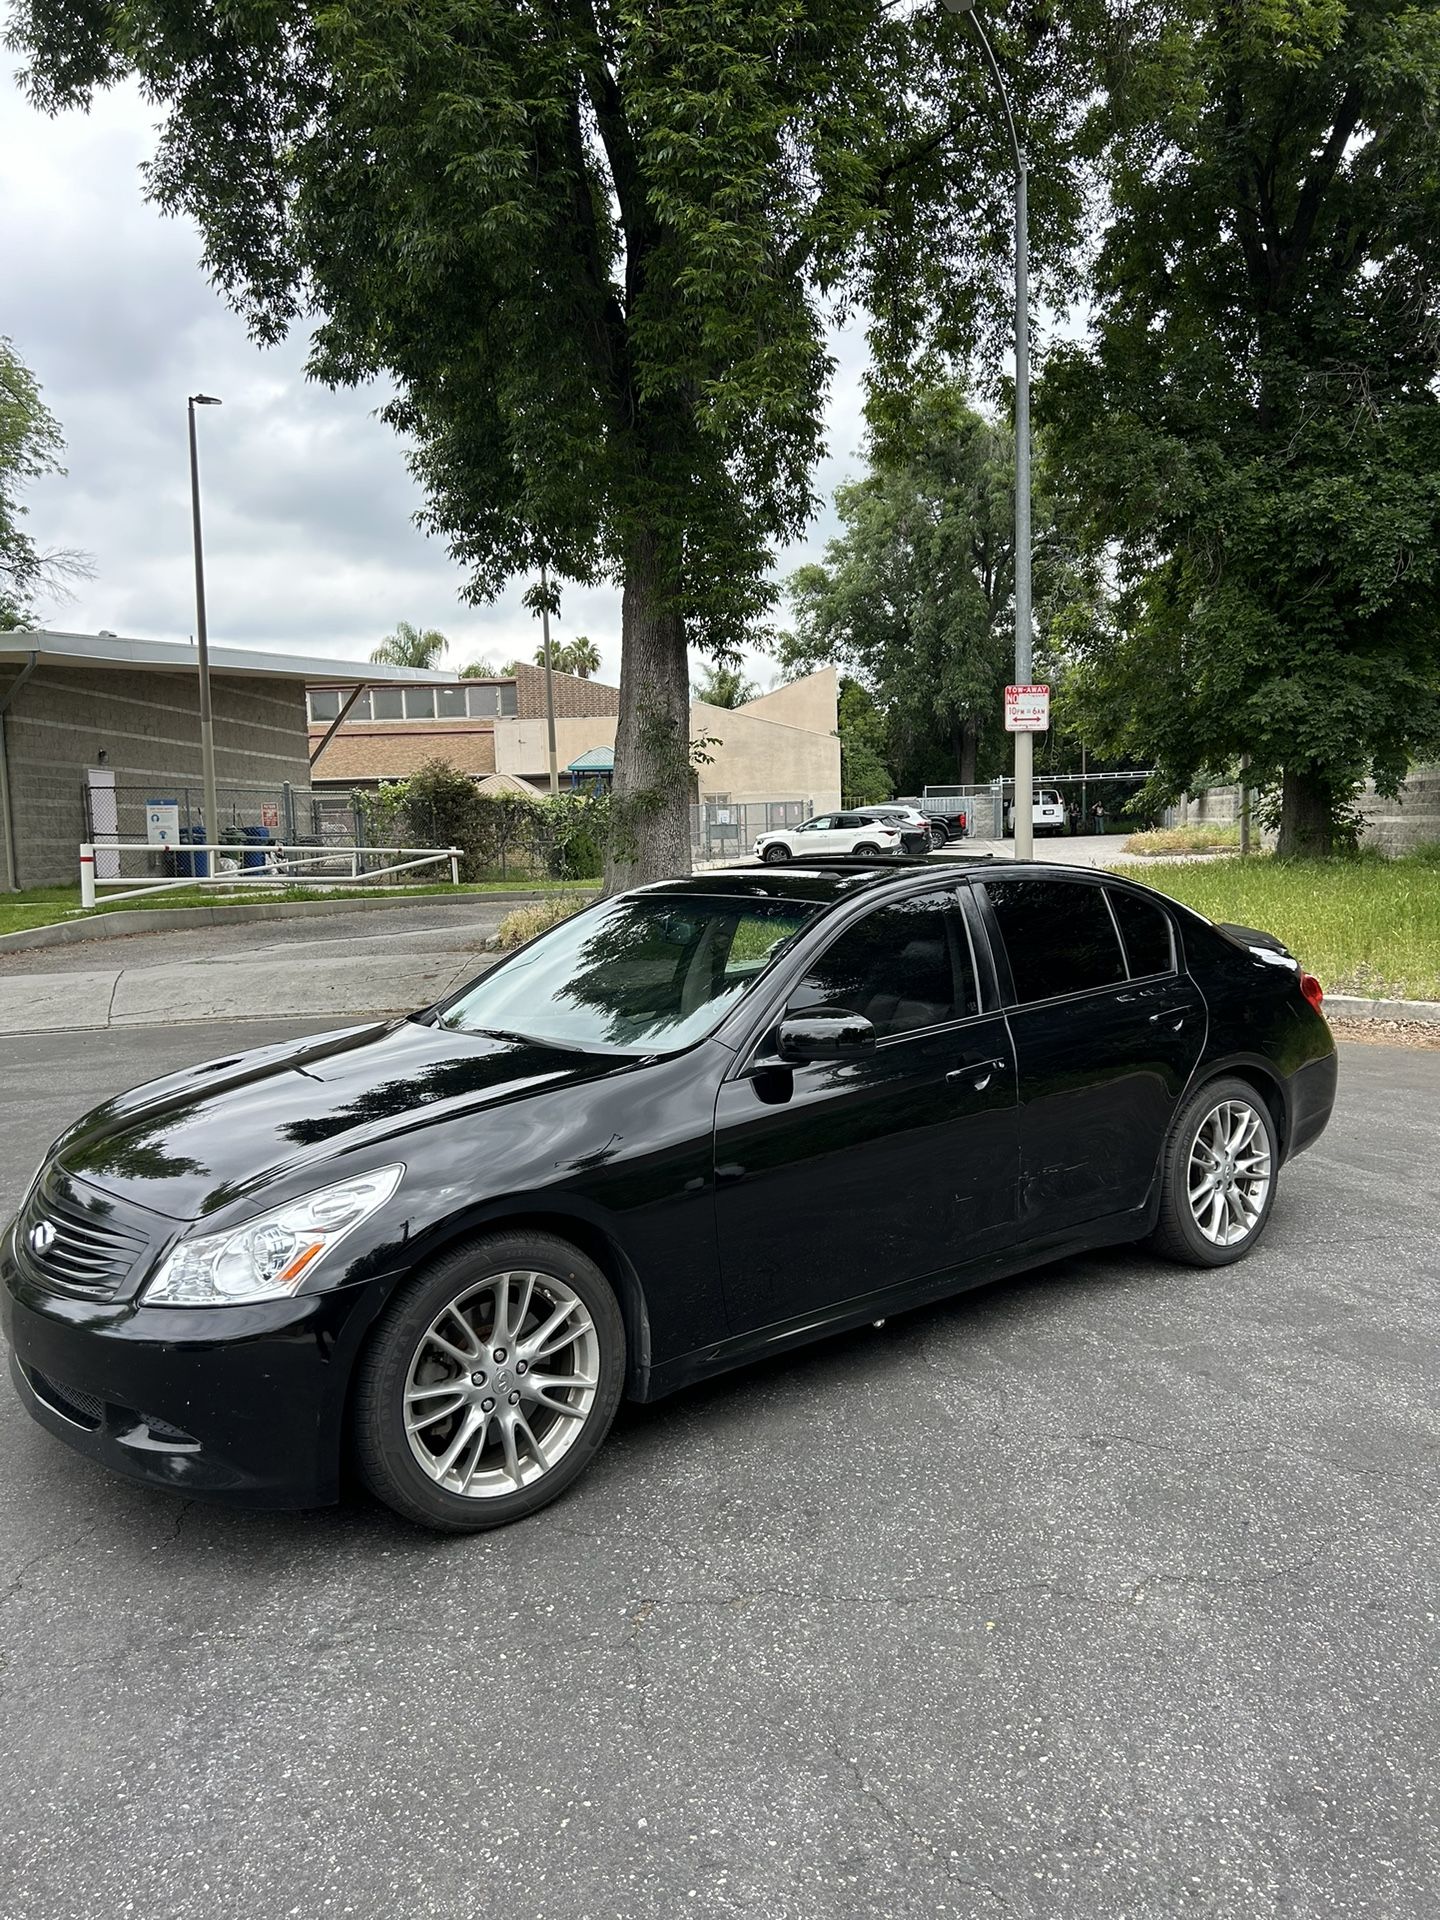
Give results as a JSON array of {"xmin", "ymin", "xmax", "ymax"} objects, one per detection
[
  {"xmin": 1148, "ymin": 1078, "xmax": 1278, "ymax": 1267},
  {"xmin": 353, "ymin": 1231, "xmax": 626, "ymax": 1531},
  {"xmin": 761, "ymin": 842, "xmax": 792, "ymax": 864}
]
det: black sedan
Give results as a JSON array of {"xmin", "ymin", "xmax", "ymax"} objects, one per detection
[{"xmin": 3, "ymin": 861, "xmax": 1336, "ymax": 1532}]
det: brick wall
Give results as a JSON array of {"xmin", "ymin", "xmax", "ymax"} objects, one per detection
[
  {"xmin": 510, "ymin": 662, "xmax": 621, "ymax": 722},
  {"xmin": 1, "ymin": 664, "xmax": 313, "ymax": 886}
]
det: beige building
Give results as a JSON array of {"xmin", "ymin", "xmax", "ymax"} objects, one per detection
[
  {"xmin": 492, "ymin": 668, "xmax": 841, "ymax": 811},
  {"xmin": 309, "ymin": 658, "xmax": 841, "ymax": 817}
]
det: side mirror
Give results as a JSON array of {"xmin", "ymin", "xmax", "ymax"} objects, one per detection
[{"xmin": 775, "ymin": 1005, "xmax": 877, "ymax": 1062}]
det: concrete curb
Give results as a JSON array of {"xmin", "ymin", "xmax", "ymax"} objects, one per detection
[
  {"xmin": 1325, "ymin": 994, "xmax": 1440, "ymax": 1026},
  {"xmin": 0, "ymin": 889, "xmax": 598, "ymax": 954}
]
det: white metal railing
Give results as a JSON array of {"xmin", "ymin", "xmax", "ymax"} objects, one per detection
[{"xmin": 79, "ymin": 841, "xmax": 463, "ymax": 910}]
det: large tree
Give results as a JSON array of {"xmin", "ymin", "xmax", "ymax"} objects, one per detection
[
  {"xmin": 11, "ymin": 0, "xmax": 1092, "ymax": 882},
  {"xmin": 0, "ymin": 336, "xmax": 89, "ymax": 628},
  {"xmin": 782, "ymin": 382, "xmax": 1092, "ymax": 789},
  {"xmin": 1044, "ymin": 0, "xmax": 1440, "ymax": 855}
]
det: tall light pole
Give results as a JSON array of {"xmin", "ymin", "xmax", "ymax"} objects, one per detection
[
  {"xmin": 943, "ymin": 0, "xmax": 1033, "ymax": 858},
  {"xmin": 538, "ymin": 559, "xmax": 560, "ymax": 797},
  {"xmin": 187, "ymin": 393, "xmax": 223, "ymax": 853}
]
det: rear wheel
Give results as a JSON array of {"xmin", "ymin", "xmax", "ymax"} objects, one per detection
[
  {"xmin": 762, "ymin": 842, "xmax": 792, "ymax": 864},
  {"xmin": 854, "ymin": 842, "xmax": 882, "ymax": 859},
  {"xmin": 353, "ymin": 1231, "xmax": 626, "ymax": 1531},
  {"xmin": 1149, "ymin": 1078, "xmax": 1278, "ymax": 1267}
]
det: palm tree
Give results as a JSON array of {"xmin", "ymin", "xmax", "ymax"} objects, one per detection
[
  {"xmin": 459, "ymin": 656, "xmax": 500, "ymax": 678},
  {"xmin": 692, "ymin": 661, "xmax": 758, "ymax": 708},
  {"xmin": 567, "ymin": 635, "xmax": 601, "ymax": 679},
  {"xmin": 371, "ymin": 621, "xmax": 449, "ymax": 669}
]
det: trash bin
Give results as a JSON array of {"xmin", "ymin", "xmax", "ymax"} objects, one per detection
[
  {"xmin": 241, "ymin": 825, "xmax": 273, "ymax": 870},
  {"xmin": 178, "ymin": 825, "xmax": 209, "ymax": 879}
]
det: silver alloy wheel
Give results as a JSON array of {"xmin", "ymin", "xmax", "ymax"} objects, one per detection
[
  {"xmin": 1187, "ymin": 1098, "xmax": 1272, "ymax": 1248},
  {"xmin": 403, "ymin": 1269, "xmax": 600, "ymax": 1499}
]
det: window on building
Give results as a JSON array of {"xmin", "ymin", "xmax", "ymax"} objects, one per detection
[
  {"xmin": 308, "ymin": 690, "xmax": 341, "ymax": 723},
  {"xmin": 982, "ymin": 878, "xmax": 1126, "ymax": 1005},
  {"xmin": 436, "ymin": 687, "xmax": 467, "ymax": 719},
  {"xmin": 404, "ymin": 688, "xmax": 436, "ymax": 720},
  {"xmin": 371, "ymin": 688, "xmax": 405, "ymax": 720},
  {"xmin": 468, "ymin": 684, "xmax": 500, "ymax": 718},
  {"xmin": 499, "ymin": 683, "xmax": 518, "ymax": 717},
  {"xmin": 348, "ymin": 691, "xmax": 372, "ymax": 721},
  {"xmin": 787, "ymin": 893, "xmax": 975, "ymax": 1038}
]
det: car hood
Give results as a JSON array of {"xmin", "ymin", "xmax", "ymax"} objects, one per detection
[{"xmin": 51, "ymin": 1018, "xmax": 622, "ymax": 1222}]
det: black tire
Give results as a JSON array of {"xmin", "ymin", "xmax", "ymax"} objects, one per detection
[
  {"xmin": 353, "ymin": 1230, "xmax": 626, "ymax": 1532},
  {"xmin": 1148, "ymin": 1076, "xmax": 1279, "ymax": 1268},
  {"xmin": 929, "ymin": 825, "xmax": 947, "ymax": 849},
  {"xmin": 762, "ymin": 842, "xmax": 792, "ymax": 864},
  {"xmin": 854, "ymin": 842, "xmax": 881, "ymax": 859}
]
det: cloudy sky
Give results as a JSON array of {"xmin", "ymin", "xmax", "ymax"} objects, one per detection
[{"xmin": 2, "ymin": 55, "xmax": 869, "ymax": 689}]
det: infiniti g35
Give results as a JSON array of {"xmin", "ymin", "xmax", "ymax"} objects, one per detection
[{"xmin": 3, "ymin": 861, "xmax": 1336, "ymax": 1531}]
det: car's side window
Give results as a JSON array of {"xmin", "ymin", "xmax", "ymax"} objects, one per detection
[
  {"xmin": 982, "ymin": 878, "xmax": 1126, "ymax": 1005},
  {"xmin": 1106, "ymin": 887, "xmax": 1175, "ymax": 979},
  {"xmin": 786, "ymin": 893, "xmax": 977, "ymax": 1039},
  {"xmin": 798, "ymin": 816, "xmax": 832, "ymax": 832},
  {"xmin": 835, "ymin": 813, "xmax": 864, "ymax": 829}
]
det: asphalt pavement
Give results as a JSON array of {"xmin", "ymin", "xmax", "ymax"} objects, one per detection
[
  {"xmin": 0, "ymin": 1015, "xmax": 1435, "ymax": 1919},
  {"xmin": 0, "ymin": 899, "xmax": 509, "ymax": 1031}
]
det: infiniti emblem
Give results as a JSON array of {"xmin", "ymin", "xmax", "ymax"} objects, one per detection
[{"xmin": 28, "ymin": 1220, "xmax": 57, "ymax": 1258}]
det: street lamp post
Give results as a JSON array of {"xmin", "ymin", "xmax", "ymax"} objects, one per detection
[
  {"xmin": 943, "ymin": 0, "xmax": 1034, "ymax": 859},
  {"xmin": 187, "ymin": 394, "xmax": 223, "ymax": 856},
  {"xmin": 538, "ymin": 559, "xmax": 560, "ymax": 798}
]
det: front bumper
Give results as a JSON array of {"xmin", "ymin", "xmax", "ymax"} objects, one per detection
[{"xmin": 2, "ymin": 1245, "xmax": 394, "ymax": 1508}]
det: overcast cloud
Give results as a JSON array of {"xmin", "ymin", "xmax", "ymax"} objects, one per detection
[{"xmin": 2, "ymin": 57, "xmax": 868, "ymax": 688}]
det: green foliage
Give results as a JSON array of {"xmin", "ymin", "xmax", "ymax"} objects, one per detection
[
  {"xmin": 0, "ymin": 335, "xmax": 89, "ymax": 624},
  {"xmin": 1044, "ymin": 0, "xmax": 1440, "ymax": 856},
  {"xmin": 783, "ymin": 380, "xmax": 1092, "ymax": 791},
  {"xmin": 837, "ymin": 677, "xmax": 894, "ymax": 805},
  {"xmin": 10, "ymin": 0, "xmax": 1097, "ymax": 881},
  {"xmin": 691, "ymin": 661, "xmax": 758, "ymax": 709},
  {"xmin": 352, "ymin": 759, "xmax": 610, "ymax": 879},
  {"xmin": 459, "ymin": 656, "xmax": 500, "ymax": 679},
  {"xmin": 371, "ymin": 621, "xmax": 449, "ymax": 670},
  {"xmin": 534, "ymin": 636, "xmax": 603, "ymax": 680}
]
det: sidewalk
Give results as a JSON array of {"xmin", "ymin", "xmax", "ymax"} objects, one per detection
[{"xmin": 0, "ymin": 899, "xmax": 507, "ymax": 1036}]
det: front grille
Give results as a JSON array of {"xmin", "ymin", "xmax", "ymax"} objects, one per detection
[{"xmin": 17, "ymin": 1171, "xmax": 155, "ymax": 1300}]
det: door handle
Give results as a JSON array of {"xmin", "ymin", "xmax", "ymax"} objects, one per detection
[
  {"xmin": 947, "ymin": 1057, "xmax": 1008, "ymax": 1089},
  {"xmin": 1148, "ymin": 1008, "xmax": 1188, "ymax": 1030}
]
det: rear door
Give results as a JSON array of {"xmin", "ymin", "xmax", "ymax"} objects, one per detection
[
  {"xmin": 713, "ymin": 888, "xmax": 1020, "ymax": 1333},
  {"xmin": 793, "ymin": 814, "xmax": 841, "ymax": 853},
  {"xmin": 974, "ymin": 875, "xmax": 1205, "ymax": 1235}
]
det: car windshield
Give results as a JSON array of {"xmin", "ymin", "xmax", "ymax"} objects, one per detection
[{"xmin": 434, "ymin": 894, "xmax": 820, "ymax": 1054}]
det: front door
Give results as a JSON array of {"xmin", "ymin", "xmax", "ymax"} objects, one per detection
[
  {"xmin": 713, "ymin": 889, "xmax": 1021, "ymax": 1336},
  {"xmin": 976, "ymin": 876, "xmax": 1205, "ymax": 1234}
]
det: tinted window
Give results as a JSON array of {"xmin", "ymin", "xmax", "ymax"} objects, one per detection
[
  {"xmin": 371, "ymin": 688, "xmax": 404, "ymax": 720},
  {"xmin": 468, "ymin": 685, "xmax": 500, "ymax": 717},
  {"xmin": 1108, "ymin": 887, "xmax": 1175, "ymax": 978},
  {"xmin": 983, "ymin": 878, "xmax": 1125, "ymax": 1004},
  {"xmin": 439, "ymin": 897, "xmax": 817, "ymax": 1054},
  {"xmin": 308, "ymin": 689, "xmax": 340, "ymax": 722},
  {"xmin": 499, "ymin": 684, "xmax": 518, "ymax": 716},
  {"xmin": 788, "ymin": 894, "xmax": 975, "ymax": 1038},
  {"xmin": 404, "ymin": 687, "xmax": 436, "ymax": 719},
  {"xmin": 436, "ymin": 687, "xmax": 467, "ymax": 718}
]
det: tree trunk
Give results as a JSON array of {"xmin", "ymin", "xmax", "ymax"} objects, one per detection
[
  {"xmin": 604, "ymin": 529, "xmax": 693, "ymax": 893},
  {"xmin": 1276, "ymin": 765, "xmax": 1336, "ymax": 858},
  {"xmin": 957, "ymin": 716, "xmax": 978, "ymax": 788}
]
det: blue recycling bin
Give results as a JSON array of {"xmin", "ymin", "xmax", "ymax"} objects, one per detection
[
  {"xmin": 241, "ymin": 825, "xmax": 273, "ymax": 870},
  {"xmin": 177, "ymin": 826, "xmax": 209, "ymax": 879}
]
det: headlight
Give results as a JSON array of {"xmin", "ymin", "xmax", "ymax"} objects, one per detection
[{"xmin": 143, "ymin": 1164, "xmax": 404, "ymax": 1307}]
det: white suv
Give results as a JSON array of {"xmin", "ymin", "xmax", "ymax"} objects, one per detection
[
  {"xmin": 1005, "ymin": 788, "xmax": 1067, "ymax": 836},
  {"xmin": 754, "ymin": 812, "xmax": 904, "ymax": 863}
]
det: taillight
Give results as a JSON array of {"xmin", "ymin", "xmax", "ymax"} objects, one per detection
[{"xmin": 1299, "ymin": 972, "xmax": 1324, "ymax": 1010}]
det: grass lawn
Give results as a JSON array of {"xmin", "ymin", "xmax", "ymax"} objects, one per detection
[
  {"xmin": 1125, "ymin": 822, "xmax": 1241, "ymax": 855},
  {"xmin": 1131, "ymin": 851, "xmax": 1440, "ymax": 1001},
  {"xmin": 0, "ymin": 877, "xmax": 597, "ymax": 940}
]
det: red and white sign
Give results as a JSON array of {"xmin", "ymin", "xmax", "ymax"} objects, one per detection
[
  {"xmin": 1005, "ymin": 684, "xmax": 1050, "ymax": 733},
  {"xmin": 260, "ymin": 802, "xmax": 280, "ymax": 829}
]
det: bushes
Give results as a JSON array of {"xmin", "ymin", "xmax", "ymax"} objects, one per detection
[
  {"xmin": 351, "ymin": 762, "xmax": 611, "ymax": 882},
  {"xmin": 494, "ymin": 896, "xmax": 583, "ymax": 948}
]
